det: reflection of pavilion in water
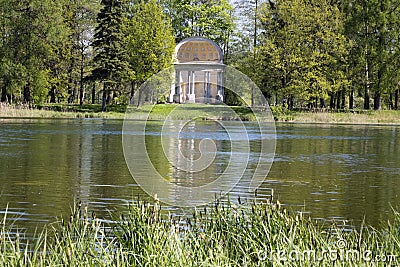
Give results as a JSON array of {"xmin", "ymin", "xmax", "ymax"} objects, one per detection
[
  {"xmin": 163, "ymin": 121, "xmax": 229, "ymax": 189},
  {"xmin": 170, "ymin": 37, "xmax": 225, "ymax": 104}
]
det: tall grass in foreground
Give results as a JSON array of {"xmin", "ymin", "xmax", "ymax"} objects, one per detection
[{"xmin": 0, "ymin": 199, "xmax": 399, "ymax": 266}]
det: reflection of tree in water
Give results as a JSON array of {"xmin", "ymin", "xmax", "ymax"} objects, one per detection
[{"xmin": 268, "ymin": 124, "xmax": 400, "ymax": 227}]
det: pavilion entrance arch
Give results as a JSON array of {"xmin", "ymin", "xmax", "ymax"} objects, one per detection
[{"xmin": 169, "ymin": 37, "xmax": 225, "ymax": 104}]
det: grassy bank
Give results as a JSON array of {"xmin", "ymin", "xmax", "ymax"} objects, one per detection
[
  {"xmin": 0, "ymin": 103, "xmax": 257, "ymax": 121},
  {"xmin": 271, "ymin": 106, "xmax": 400, "ymax": 124},
  {"xmin": 1, "ymin": 199, "xmax": 399, "ymax": 266},
  {"xmin": 1, "ymin": 103, "xmax": 400, "ymax": 124},
  {"xmin": 0, "ymin": 103, "xmax": 126, "ymax": 119},
  {"xmin": 130, "ymin": 104, "xmax": 258, "ymax": 121}
]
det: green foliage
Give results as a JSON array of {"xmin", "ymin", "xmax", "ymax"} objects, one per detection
[
  {"xmin": 126, "ymin": 0, "xmax": 175, "ymax": 84},
  {"xmin": 62, "ymin": 0, "xmax": 100, "ymax": 105},
  {"xmin": 0, "ymin": 0, "xmax": 71, "ymax": 105},
  {"xmin": 1, "ymin": 0, "xmax": 400, "ymax": 110},
  {"xmin": 92, "ymin": 0, "xmax": 133, "ymax": 111},
  {"xmin": 231, "ymin": 0, "xmax": 400, "ymax": 110},
  {"xmin": 256, "ymin": 0, "xmax": 350, "ymax": 108},
  {"xmin": 161, "ymin": 0, "xmax": 235, "ymax": 55},
  {"xmin": 92, "ymin": 0, "xmax": 132, "ymax": 83},
  {"xmin": 343, "ymin": 0, "xmax": 400, "ymax": 110},
  {"xmin": 270, "ymin": 105, "xmax": 294, "ymax": 121},
  {"xmin": 0, "ymin": 60, "xmax": 27, "ymax": 102},
  {"xmin": 31, "ymin": 70, "xmax": 51, "ymax": 106},
  {"xmin": 229, "ymin": 0, "xmax": 261, "ymax": 84}
]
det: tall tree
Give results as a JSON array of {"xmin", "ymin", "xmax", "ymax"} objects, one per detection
[
  {"xmin": 229, "ymin": 0, "xmax": 261, "ymax": 105},
  {"xmin": 0, "ymin": 0, "xmax": 70, "ymax": 105},
  {"xmin": 126, "ymin": 0, "xmax": 175, "ymax": 104},
  {"xmin": 62, "ymin": 0, "xmax": 100, "ymax": 105},
  {"xmin": 344, "ymin": 0, "xmax": 400, "ymax": 110},
  {"xmin": 91, "ymin": 0, "xmax": 133, "ymax": 111},
  {"xmin": 256, "ymin": 0, "xmax": 350, "ymax": 109}
]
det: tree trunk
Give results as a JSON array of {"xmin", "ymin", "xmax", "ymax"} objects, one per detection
[
  {"xmin": 395, "ymin": 87, "xmax": 399, "ymax": 110},
  {"xmin": 336, "ymin": 90, "xmax": 341, "ymax": 109},
  {"xmin": 319, "ymin": 98, "xmax": 325, "ymax": 109},
  {"xmin": 92, "ymin": 84, "xmax": 96, "ymax": 104},
  {"xmin": 79, "ymin": 82, "xmax": 84, "ymax": 106},
  {"xmin": 373, "ymin": 93, "xmax": 381, "ymax": 110},
  {"xmin": 68, "ymin": 86, "xmax": 75, "ymax": 104},
  {"xmin": 79, "ymin": 49, "xmax": 85, "ymax": 106},
  {"xmin": 23, "ymin": 84, "xmax": 31, "ymax": 104},
  {"xmin": 101, "ymin": 83, "xmax": 107, "ymax": 112},
  {"xmin": 364, "ymin": 26, "xmax": 370, "ymax": 110},
  {"xmin": 106, "ymin": 91, "xmax": 112, "ymax": 104},
  {"xmin": 364, "ymin": 89, "xmax": 370, "ymax": 109},
  {"xmin": 288, "ymin": 95, "xmax": 294, "ymax": 110},
  {"xmin": 349, "ymin": 89, "xmax": 354, "ymax": 109},
  {"xmin": 150, "ymin": 88, "xmax": 155, "ymax": 104},
  {"xmin": 251, "ymin": 0, "xmax": 258, "ymax": 107},
  {"xmin": 374, "ymin": 1, "xmax": 384, "ymax": 111},
  {"xmin": 130, "ymin": 81, "xmax": 136, "ymax": 105},
  {"xmin": 329, "ymin": 93, "xmax": 335, "ymax": 109},
  {"xmin": 341, "ymin": 89, "xmax": 346, "ymax": 109},
  {"xmin": 50, "ymin": 85, "xmax": 56, "ymax": 103},
  {"xmin": 1, "ymin": 87, "xmax": 7, "ymax": 102},
  {"xmin": 137, "ymin": 87, "xmax": 143, "ymax": 108}
]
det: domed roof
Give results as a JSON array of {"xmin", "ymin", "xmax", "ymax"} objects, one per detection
[{"xmin": 174, "ymin": 37, "xmax": 223, "ymax": 64}]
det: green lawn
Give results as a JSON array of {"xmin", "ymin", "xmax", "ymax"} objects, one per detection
[
  {"xmin": 126, "ymin": 104, "xmax": 258, "ymax": 121},
  {"xmin": 1, "ymin": 103, "xmax": 400, "ymax": 125}
]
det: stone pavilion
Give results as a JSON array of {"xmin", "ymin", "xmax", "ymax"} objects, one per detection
[{"xmin": 169, "ymin": 37, "xmax": 225, "ymax": 103}]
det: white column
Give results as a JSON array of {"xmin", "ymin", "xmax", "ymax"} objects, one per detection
[
  {"xmin": 217, "ymin": 71, "xmax": 224, "ymax": 102},
  {"xmin": 207, "ymin": 72, "xmax": 211, "ymax": 99},
  {"xmin": 203, "ymin": 72, "xmax": 207, "ymax": 100},
  {"xmin": 187, "ymin": 71, "xmax": 191, "ymax": 96},
  {"xmin": 173, "ymin": 70, "xmax": 181, "ymax": 103},
  {"xmin": 187, "ymin": 70, "xmax": 195, "ymax": 103},
  {"xmin": 176, "ymin": 70, "xmax": 181, "ymax": 94},
  {"xmin": 192, "ymin": 71, "xmax": 195, "ymax": 95},
  {"xmin": 170, "ymin": 81, "xmax": 175, "ymax": 103}
]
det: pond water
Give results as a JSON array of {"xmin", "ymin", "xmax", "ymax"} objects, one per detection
[{"xmin": 0, "ymin": 118, "xmax": 399, "ymax": 235}]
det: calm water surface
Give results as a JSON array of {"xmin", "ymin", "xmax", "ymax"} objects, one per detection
[{"xmin": 0, "ymin": 118, "xmax": 399, "ymax": 235}]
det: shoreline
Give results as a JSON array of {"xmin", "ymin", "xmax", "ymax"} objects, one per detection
[
  {"xmin": 1, "ymin": 104, "xmax": 400, "ymax": 125},
  {"xmin": 278, "ymin": 120, "xmax": 400, "ymax": 127},
  {"xmin": 2, "ymin": 117, "xmax": 400, "ymax": 128},
  {"xmin": 285, "ymin": 113, "xmax": 400, "ymax": 125}
]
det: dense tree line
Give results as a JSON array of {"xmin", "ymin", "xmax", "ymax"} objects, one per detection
[
  {"xmin": 1, "ymin": 0, "xmax": 400, "ymax": 110},
  {"xmin": 233, "ymin": 0, "xmax": 400, "ymax": 110}
]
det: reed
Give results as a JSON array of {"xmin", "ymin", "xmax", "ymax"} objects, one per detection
[
  {"xmin": 0, "ymin": 198, "xmax": 399, "ymax": 266},
  {"xmin": 0, "ymin": 103, "xmax": 125, "ymax": 119},
  {"xmin": 271, "ymin": 106, "xmax": 400, "ymax": 124}
]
